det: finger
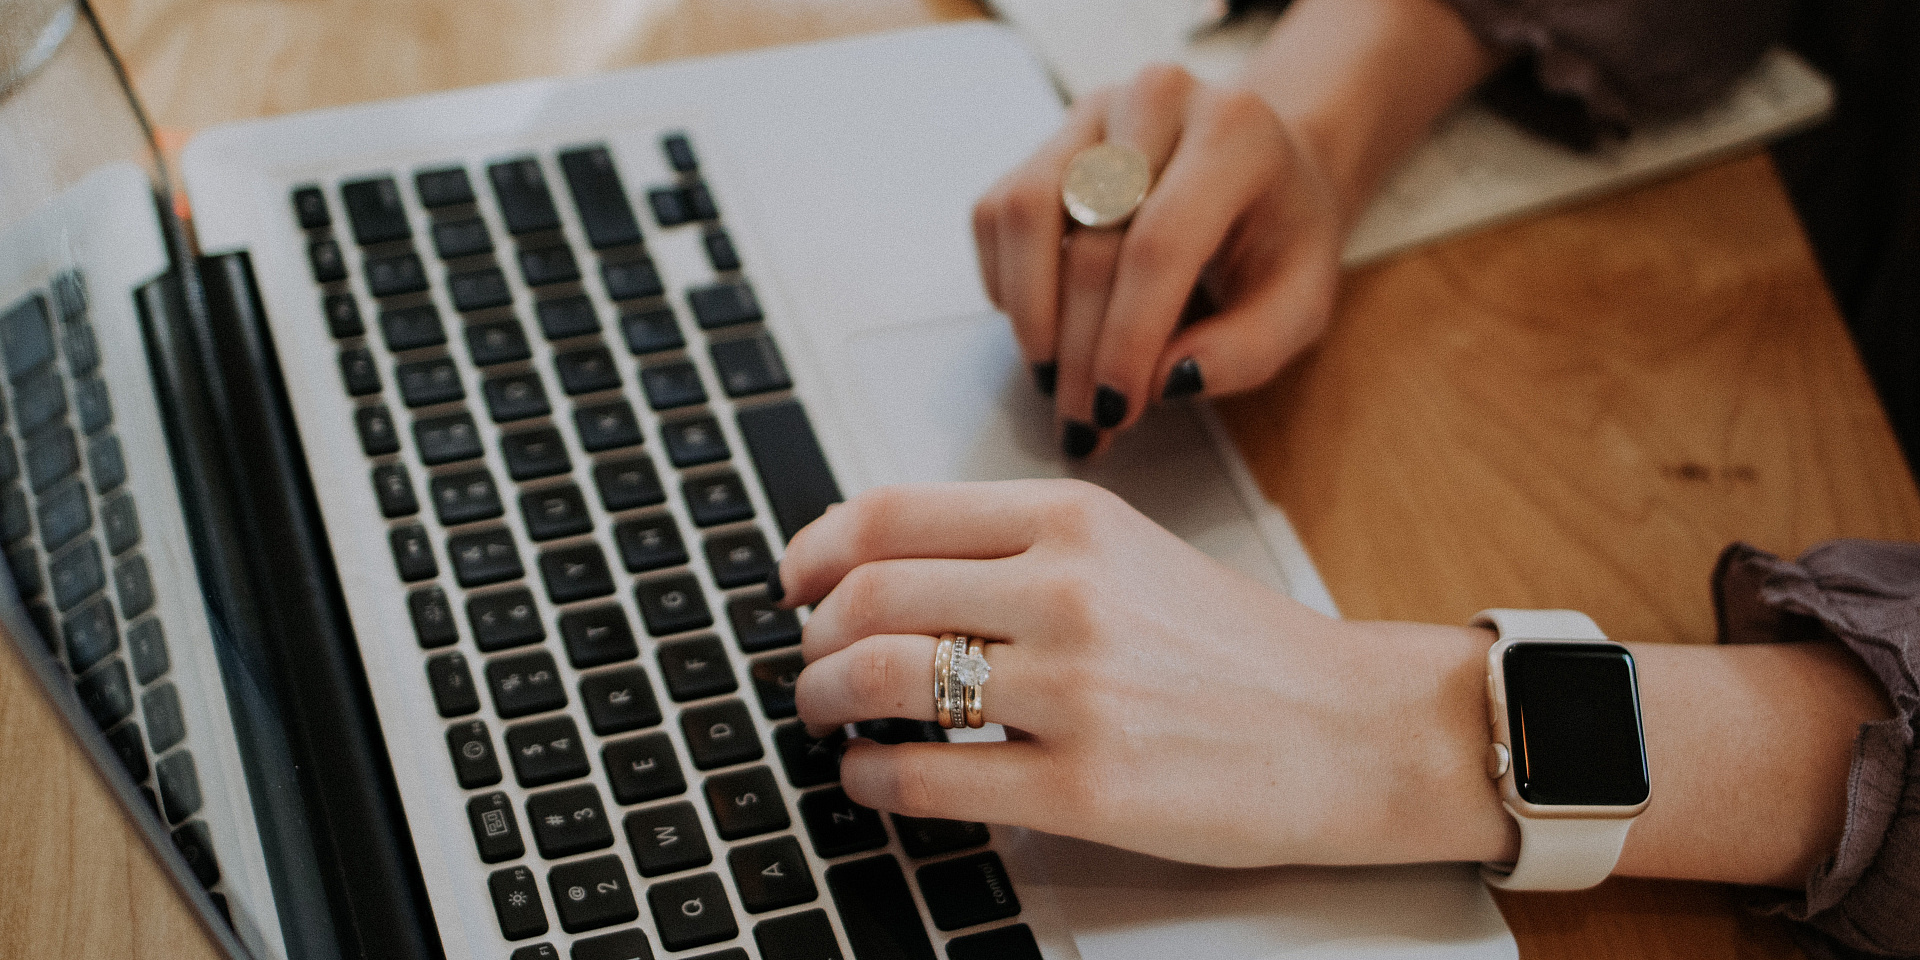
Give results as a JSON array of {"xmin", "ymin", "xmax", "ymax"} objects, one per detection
[
  {"xmin": 1152, "ymin": 271, "xmax": 1334, "ymax": 400},
  {"xmin": 1052, "ymin": 227, "xmax": 1123, "ymax": 459},
  {"xmin": 994, "ymin": 92, "xmax": 1111, "ymax": 375},
  {"xmin": 796, "ymin": 634, "xmax": 1039, "ymax": 734},
  {"xmin": 800, "ymin": 556, "xmax": 1033, "ymax": 663},
  {"xmin": 1095, "ymin": 88, "xmax": 1285, "ymax": 430},
  {"xmin": 839, "ymin": 739, "xmax": 1056, "ymax": 827},
  {"xmin": 777, "ymin": 480, "xmax": 1060, "ymax": 608},
  {"xmin": 971, "ymin": 187, "xmax": 1003, "ymax": 311}
]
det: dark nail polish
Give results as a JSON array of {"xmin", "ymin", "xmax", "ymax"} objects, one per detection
[
  {"xmin": 1093, "ymin": 385, "xmax": 1128, "ymax": 429},
  {"xmin": 1162, "ymin": 357, "xmax": 1204, "ymax": 401},
  {"xmin": 1032, "ymin": 361, "xmax": 1058, "ymax": 397},
  {"xmin": 766, "ymin": 560, "xmax": 785, "ymax": 605},
  {"xmin": 1062, "ymin": 421, "xmax": 1098, "ymax": 459}
]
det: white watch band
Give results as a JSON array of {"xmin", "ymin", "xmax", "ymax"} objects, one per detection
[{"xmin": 1474, "ymin": 608, "xmax": 1637, "ymax": 892}]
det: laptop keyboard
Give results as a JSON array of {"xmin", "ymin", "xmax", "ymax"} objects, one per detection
[
  {"xmin": 296, "ymin": 135, "xmax": 1040, "ymax": 959},
  {"xmin": 0, "ymin": 273, "xmax": 231, "ymax": 916}
]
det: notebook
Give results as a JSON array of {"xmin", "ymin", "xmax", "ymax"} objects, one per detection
[{"xmin": 0, "ymin": 7, "xmax": 1513, "ymax": 960}]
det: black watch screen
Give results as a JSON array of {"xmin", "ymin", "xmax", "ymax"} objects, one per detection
[{"xmin": 1504, "ymin": 642, "xmax": 1650, "ymax": 806}]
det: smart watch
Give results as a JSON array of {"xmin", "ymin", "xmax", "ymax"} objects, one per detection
[{"xmin": 1475, "ymin": 609, "xmax": 1649, "ymax": 891}]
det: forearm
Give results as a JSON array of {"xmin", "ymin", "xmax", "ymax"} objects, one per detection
[{"xmin": 1236, "ymin": 0, "xmax": 1500, "ymax": 230}]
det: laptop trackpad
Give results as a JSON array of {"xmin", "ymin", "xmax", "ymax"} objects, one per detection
[{"xmin": 840, "ymin": 311, "xmax": 1291, "ymax": 593}]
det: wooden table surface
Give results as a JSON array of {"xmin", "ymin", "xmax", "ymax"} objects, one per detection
[{"xmin": 4, "ymin": 1, "xmax": 1915, "ymax": 958}]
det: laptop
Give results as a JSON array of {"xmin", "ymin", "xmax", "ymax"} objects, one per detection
[{"xmin": 0, "ymin": 4, "xmax": 1513, "ymax": 959}]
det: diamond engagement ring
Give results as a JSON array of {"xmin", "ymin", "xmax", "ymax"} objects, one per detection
[
  {"xmin": 1062, "ymin": 143, "xmax": 1152, "ymax": 228},
  {"xmin": 933, "ymin": 634, "xmax": 992, "ymax": 729},
  {"xmin": 957, "ymin": 636, "xmax": 990, "ymax": 729}
]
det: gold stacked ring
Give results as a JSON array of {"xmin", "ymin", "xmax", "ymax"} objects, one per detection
[
  {"xmin": 933, "ymin": 634, "xmax": 959, "ymax": 729},
  {"xmin": 961, "ymin": 636, "xmax": 987, "ymax": 729},
  {"xmin": 933, "ymin": 633, "xmax": 992, "ymax": 729}
]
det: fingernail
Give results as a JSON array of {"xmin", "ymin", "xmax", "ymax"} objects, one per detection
[
  {"xmin": 1062, "ymin": 421, "xmax": 1098, "ymax": 459},
  {"xmin": 1093, "ymin": 385, "xmax": 1128, "ymax": 429},
  {"xmin": 1032, "ymin": 361, "xmax": 1057, "ymax": 397},
  {"xmin": 766, "ymin": 560, "xmax": 786, "ymax": 605},
  {"xmin": 1162, "ymin": 357, "xmax": 1204, "ymax": 401}
]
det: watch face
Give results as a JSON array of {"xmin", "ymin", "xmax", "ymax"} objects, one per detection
[{"xmin": 1504, "ymin": 643, "xmax": 1649, "ymax": 807}]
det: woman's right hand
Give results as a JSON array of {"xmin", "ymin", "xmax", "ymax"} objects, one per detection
[{"xmin": 971, "ymin": 64, "xmax": 1343, "ymax": 459}]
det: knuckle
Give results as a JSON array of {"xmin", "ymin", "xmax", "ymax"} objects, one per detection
[
  {"xmin": 1002, "ymin": 179, "xmax": 1059, "ymax": 236},
  {"xmin": 847, "ymin": 643, "xmax": 902, "ymax": 707},
  {"xmin": 1202, "ymin": 87, "xmax": 1276, "ymax": 139},
  {"xmin": 1115, "ymin": 223, "xmax": 1171, "ymax": 279}
]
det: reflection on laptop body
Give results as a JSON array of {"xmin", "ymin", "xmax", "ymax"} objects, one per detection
[{"xmin": 0, "ymin": 5, "xmax": 1513, "ymax": 960}]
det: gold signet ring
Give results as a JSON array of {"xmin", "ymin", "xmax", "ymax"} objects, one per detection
[{"xmin": 1062, "ymin": 143, "xmax": 1152, "ymax": 228}]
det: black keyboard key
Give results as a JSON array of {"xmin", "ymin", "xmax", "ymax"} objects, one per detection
[
  {"xmin": 557, "ymin": 346, "xmax": 622, "ymax": 395},
  {"xmin": 541, "ymin": 542, "xmax": 615, "ymax": 604},
  {"xmin": 854, "ymin": 718, "xmax": 947, "ymax": 746},
  {"xmin": 339, "ymin": 347, "xmax": 381, "ymax": 395},
  {"xmin": 732, "ymin": 838, "xmax": 820, "ymax": 916},
  {"xmin": 155, "ymin": 749, "xmax": 203, "ymax": 824},
  {"xmin": 657, "ymin": 635, "xmax": 737, "ymax": 702},
  {"xmin": 687, "ymin": 281, "xmax": 762, "ymax": 330},
  {"xmin": 484, "ymin": 371, "xmax": 552, "ymax": 423},
  {"xmin": 684, "ymin": 182, "xmax": 717, "ymax": 221},
  {"xmin": 550, "ymin": 855, "xmax": 639, "ymax": 933},
  {"xmin": 390, "ymin": 525, "xmax": 438, "ymax": 581},
  {"xmin": 127, "ymin": 618, "xmax": 168, "ymax": 685},
  {"xmin": 309, "ymin": 239, "xmax": 347, "ymax": 283},
  {"xmin": 605, "ymin": 733, "xmax": 686, "ymax": 806},
  {"xmin": 356, "ymin": 405, "xmax": 402, "ymax": 456},
  {"xmin": 427, "ymin": 652, "xmax": 481, "ymax": 717},
  {"xmin": 409, "ymin": 585, "xmax": 459, "ymax": 648},
  {"xmin": 527, "ymin": 782, "xmax": 612, "ymax": 856},
  {"xmin": 614, "ymin": 514, "xmax": 691, "ymax": 572},
  {"xmin": 490, "ymin": 158, "xmax": 563, "ymax": 235},
  {"xmin": 172, "ymin": 820, "xmax": 221, "ymax": 888},
  {"xmin": 107, "ymin": 722, "xmax": 150, "ymax": 781},
  {"xmin": 416, "ymin": 167, "xmax": 475, "ymax": 208},
  {"xmin": 73, "ymin": 377, "xmax": 111, "ymax": 434},
  {"xmin": 510, "ymin": 946, "xmax": 557, "ymax": 960},
  {"xmin": 623, "ymin": 801, "xmax": 713, "ymax": 878},
  {"xmin": 620, "ymin": 306, "xmax": 683, "ymax": 355},
  {"xmin": 575, "ymin": 401, "xmax": 644, "ymax": 452},
  {"xmin": 661, "ymin": 133, "xmax": 697, "ymax": 172},
  {"xmin": 510, "ymin": 717, "xmax": 593, "ymax": 789},
  {"xmin": 635, "ymin": 574, "xmax": 711, "ymax": 636},
  {"xmin": 755, "ymin": 910, "xmax": 845, "ymax": 960},
  {"xmin": 0, "ymin": 486, "xmax": 26, "ymax": 543},
  {"xmin": 449, "ymin": 527, "xmax": 522, "ymax": 586},
  {"xmin": 341, "ymin": 177, "xmax": 412, "ymax": 245},
  {"xmin": 366, "ymin": 252, "xmax": 429, "ymax": 297},
  {"xmin": 602, "ymin": 259, "xmax": 663, "ymax": 301},
  {"xmin": 7, "ymin": 542, "xmax": 41, "ymax": 600},
  {"xmin": 26, "ymin": 425, "xmax": 78, "ymax": 492},
  {"xmin": 681, "ymin": 699, "xmax": 762, "ymax": 770},
  {"xmin": 524, "ymin": 485, "xmax": 593, "ymax": 542},
  {"xmin": 648, "ymin": 187, "xmax": 693, "ymax": 228},
  {"xmin": 143, "ymin": 682, "xmax": 186, "ymax": 752},
  {"xmin": 662, "ymin": 416, "xmax": 729, "ymax": 468},
  {"xmin": 537, "ymin": 295, "xmax": 600, "ymax": 340},
  {"xmin": 774, "ymin": 722, "xmax": 844, "ymax": 789},
  {"xmin": 639, "ymin": 361, "xmax": 706, "ymax": 411},
  {"xmin": 704, "ymin": 528, "xmax": 772, "ymax": 589},
  {"xmin": 415, "ymin": 412, "xmax": 484, "ymax": 465},
  {"xmin": 36, "ymin": 479, "xmax": 91, "ymax": 552},
  {"xmin": 431, "ymin": 218, "xmax": 493, "ymax": 259},
  {"xmin": 571, "ymin": 930, "xmax": 653, "ymax": 960},
  {"xmin": 448, "ymin": 719, "xmax": 503, "ymax": 788},
  {"xmin": 559, "ymin": 146, "xmax": 644, "ymax": 250},
  {"xmin": 63, "ymin": 597, "xmax": 119, "ymax": 673},
  {"xmin": 431, "ymin": 469, "xmax": 504, "ymax": 525},
  {"xmin": 738, "ymin": 400, "xmax": 843, "ymax": 541},
  {"xmin": 750, "ymin": 652, "xmax": 803, "ymax": 719},
  {"xmin": 918, "ymin": 852, "xmax": 1021, "ymax": 931},
  {"xmin": 15, "ymin": 368, "xmax": 66, "ymax": 433},
  {"xmin": 800, "ymin": 787, "xmax": 887, "ymax": 859},
  {"xmin": 372, "ymin": 464, "xmax": 419, "ymax": 518},
  {"xmin": 704, "ymin": 766, "xmax": 788, "ymax": 840},
  {"xmin": 469, "ymin": 791, "xmax": 526, "ymax": 863},
  {"xmin": 87, "ymin": 434, "xmax": 126, "ymax": 495},
  {"xmin": 0, "ymin": 440, "xmax": 16, "ymax": 487},
  {"xmin": 50, "ymin": 539, "xmax": 103, "ymax": 611},
  {"xmin": 684, "ymin": 472, "xmax": 753, "ymax": 528},
  {"xmin": 826, "ymin": 856, "xmax": 934, "ymax": 960},
  {"xmin": 114, "ymin": 555, "xmax": 154, "ymax": 619},
  {"xmin": 380, "ymin": 303, "xmax": 446, "ymax": 351},
  {"xmin": 703, "ymin": 227, "xmax": 741, "ymax": 273},
  {"xmin": 397, "ymin": 357, "xmax": 464, "ymax": 407},
  {"xmin": 710, "ymin": 335, "xmax": 791, "ymax": 398},
  {"xmin": 945, "ymin": 925, "xmax": 1042, "ymax": 960},
  {"xmin": 489, "ymin": 865, "xmax": 549, "ymax": 941},
  {"xmin": 451, "ymin": 267, "xmax": 513, "ymax": 312},
  {"xmin": 1, "ymin": 294, "xmax": 53, "ymax": 379},
  {"xmin": 595, "ymin": 457, "xmax": 665, "ymax": 512},
  {"xmin": 892, "ymin": 817, "xmax": 990, "ymax": 860},
  {"xmin": 488, "ymin": 650, "xmax": 568, "ymax": 719},
  {"xmin": 468, "ymin": 319, "xmax": 532, "ymax": 366},
  {"xmin": 520, "ymin": 246, "xmax": 580, "ymax": 287},
  {"xmin": 325, "ymin": 293, "xmax": 364, "ymax": 338},
  {"xmin": 469, "ymin": 587, "xmax": 545, "ymax": 651},
  {"xmin": 292, "ymin": 186, "xmax": 330, "ymax": 228},
  {"xmin": 581, "ymin": 666, "xmax": 662, "ymax": 735},
  {"xmin": 77, "ymin": 657, "xmax": 134, "ymax": 727},
  {"xmin": 502, "ymin": 427, "xmax": 571, "ymax": 480},
  {"xmin": 647, "ymin": 873, "xmax": 737, "ymax": 952}
]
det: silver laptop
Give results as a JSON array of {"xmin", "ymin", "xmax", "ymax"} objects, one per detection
[{"xmin": 1, "ymin": 4, "xmax": 1513, "ymax": 959}]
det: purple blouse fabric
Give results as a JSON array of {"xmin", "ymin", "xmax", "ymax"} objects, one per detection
[{"xmin": 1714, "ymin": 540, "xmax": 1920, "ymax": 958}]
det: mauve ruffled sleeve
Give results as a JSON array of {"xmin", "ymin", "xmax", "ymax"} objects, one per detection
[{"xmin": 1713, "ymin": 540, "xmax": 1920, "ymax": 959}]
